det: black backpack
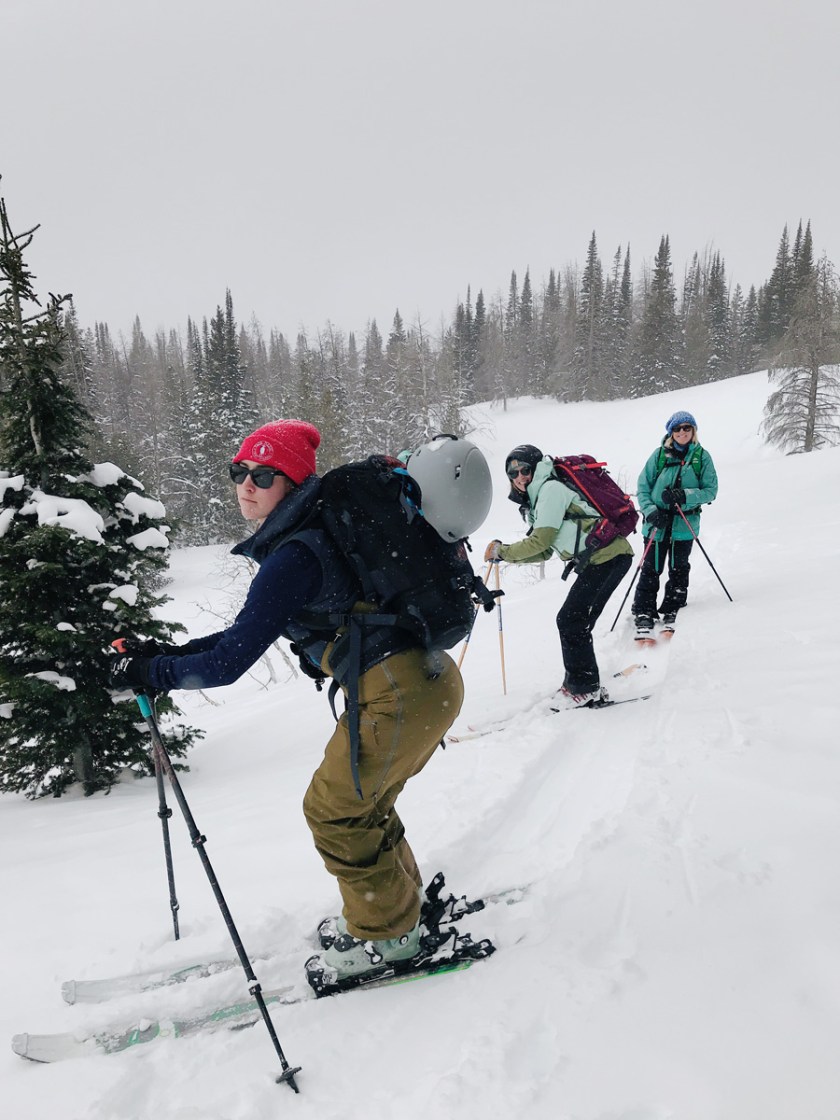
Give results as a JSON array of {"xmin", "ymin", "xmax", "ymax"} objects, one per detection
[
  {"xmin": 317, "ymin": 455, "xmax": 492, "ymax": 651},
  {"xmin": 301, "ymin": 454, "xmax": 497, "ymax": 796}
]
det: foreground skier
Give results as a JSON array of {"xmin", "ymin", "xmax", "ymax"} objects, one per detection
[{"xmin": 110, "ymin": 420, "xmax": 478, "ymax": 986}]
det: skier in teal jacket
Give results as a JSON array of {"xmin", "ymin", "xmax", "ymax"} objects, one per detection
[{"xmin": 632, "ymin": 410, "xmax": 719, "ymax": 640}]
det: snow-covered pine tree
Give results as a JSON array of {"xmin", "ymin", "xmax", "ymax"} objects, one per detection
[
  {"xmin": 761, "ymin": 255, "xmax": 840, "ymax": 454},
  {"xmin": 0, "ymin": 188, "xmax": 199, "ymax": 798}
]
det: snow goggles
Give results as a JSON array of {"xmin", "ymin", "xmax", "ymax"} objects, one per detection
[
  {"xmin": 506, "ymin": 464, "xmax": 533, "ymax": 480},
  {"xmin": 229, "ymin": 463, "xmax": 286, "ymax": 488}
]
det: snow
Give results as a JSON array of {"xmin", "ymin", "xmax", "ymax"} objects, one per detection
[
  {"xmin": 2, "ymin": 370, "xmax": 840, "ymax": 1119},
  {"xmin": 119, "ymin": 492, "xmax": 167, "ymax": 522},
  {"xmin": 19, "ymin": 492, "xmax": 106, "ymax": 544},
  {"xmin": 26, "ymin": 672, "xmax": 77, "ymax": 692},
  {"xmin": 126, "ymin": 527, "xmax": 170, "ymax": 551},
  {"xmin": 107, "ymin": 585, "xmax": 140, "ymax": 607}
]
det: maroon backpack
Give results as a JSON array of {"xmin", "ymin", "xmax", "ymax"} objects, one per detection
[{"xmin": 552, "ymin": 455, "xmax": 639, "ymax": 562}]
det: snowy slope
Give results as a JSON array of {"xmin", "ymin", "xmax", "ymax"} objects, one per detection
[{"xmin": 2, "ymin": 371, "xmax": 840, "ymax": 1120}]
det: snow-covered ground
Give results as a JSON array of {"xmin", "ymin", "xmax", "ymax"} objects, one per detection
[{"xmin": 3, "ymin": 371, "xmax": 840, "ymax": 1120}]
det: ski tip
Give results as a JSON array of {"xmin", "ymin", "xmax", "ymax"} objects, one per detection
[
  {"xmin": 10, "ymin": 1032, "xmax": 90, "ymax": 1063},
  {"xmin": 612, "ymin": 662, "xmax": 647, "ymax": 678},
  {"xmin": 633, "ymin": 638, "xmax": 658, "ymax": 648},
  {"xmin": 11, "ymin": 1033, "xmax": 33, "ymax": 1059}
]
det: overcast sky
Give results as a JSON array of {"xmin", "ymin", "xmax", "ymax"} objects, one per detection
[{"xmin": 4, "ymin": 0, "xmax": 839, "ymax": 343}]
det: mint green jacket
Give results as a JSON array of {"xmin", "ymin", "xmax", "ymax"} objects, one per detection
[{"xmin": 498, "ymin": 457, "xmax": 632, "ymax": 566}]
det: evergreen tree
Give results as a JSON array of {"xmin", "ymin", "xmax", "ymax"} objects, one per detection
[
  {"xmin": 681, "ymin": 252, "xmax": 709, "ymax": 383},
  {"xmin": 757, "ymin": 224, "xmax": 794, "ymax": 348},
  {"xmin": 183, "ymin": 291, "xmax": 255, "ymax": 542},
  {"xmin": 632, "ymin": 235, "xmax": 684, "ymax": 397},
  {"xmin": 572, "ymin": 232, "xmax": 605, "ymax": 399},
  {"xmin": 705, "ymin": 252, "xmax": 731, "ymax": 381},
  {"xmin": 0, "ymin": 188, "xmax": 198, "ymax": 798},
  {"xmin": 600, "ymin": 246, "xmax": 633, "ymax": 398},
  {"xmin": 537, "ymin": 269, "xmax": 561, "ymax": 397},
  {"xmin": 761, "ymin": 255, "xmax": 840, "ymax": 453}
]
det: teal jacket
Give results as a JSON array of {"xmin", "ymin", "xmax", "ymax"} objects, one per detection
[
  {"xmin": 498, "ymin": 457, "xmax": 632, "ymax": 566},
  {"xmin": 638, "ymin": 440, "xmax": 719, "ymax": 541}
]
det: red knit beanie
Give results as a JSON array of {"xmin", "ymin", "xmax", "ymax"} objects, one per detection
[{"xmin": 233, "ymin": 420, "xmax": 320, "ymax": 485}]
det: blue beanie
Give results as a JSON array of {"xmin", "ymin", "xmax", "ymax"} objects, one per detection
[{"xmin": 665, "ymin": 410, "xmax": 697, "ymax": 433}]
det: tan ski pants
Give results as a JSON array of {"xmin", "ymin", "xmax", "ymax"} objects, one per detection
[{"xmin": 303, "ymin": 647, "xmax": 464, "ymax": 940}]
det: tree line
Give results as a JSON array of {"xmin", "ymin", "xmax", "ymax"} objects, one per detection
[
  {"xmin": 2, "ymin": 176, "xmax": 839, "ymax": 797},
  {"xmin": 56, "ymin": 221, "xmax": 840, "ymax": 544}
]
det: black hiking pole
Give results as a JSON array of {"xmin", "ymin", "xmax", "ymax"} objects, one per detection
[
  {"xmin": 112, "ymin": 640, "xmax": 180, "ymax": 939},
  {"xmin": 609, "ymin": 532, "xmax": 658, "ymax": 632},
  {"xmin": 672, "ymin": 505, "xmax": 733, "ymax": 602},
  {"xmin": 130, "ymin": 689, "xmax": 302, "ymax": 1091},
  {"xmin": 152, "ymin": 741, "xmax": 181, "ymax": 940}
]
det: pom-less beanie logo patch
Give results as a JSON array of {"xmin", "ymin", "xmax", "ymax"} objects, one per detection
[{"xmin": 252, "ymin": 439, "xmax": 274, "ymax": 461}]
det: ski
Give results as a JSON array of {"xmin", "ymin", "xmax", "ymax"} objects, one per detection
[
  {"xmin": 61, "ymin": 874, "xmax": 521, "ymax": 1005},
  {"xmin": 14, "ymin": 939, "xmax": 491, "ymax": 1064},
  {"xmin": 549, "ymin": 694, "xmax": 651, "ymax": 713},
  {"xmin": 61, "ymin": 956, "xmax": 251, "ymax": 1006},
  {"xmin": 448, "ymin": 671, "xmax": 651, "ymax": 740}
]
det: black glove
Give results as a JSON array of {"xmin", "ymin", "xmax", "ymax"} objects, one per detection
[
  {"xmin": 109, "ymin": 654, "xmax": 154, "ymax": 690},
  {"xmin": 645, "ymin": 508, "xmax": 671, "ymax": 529},
  {"xmin": 661, "ymin": 486, "xmax": 686, "ymax": 509}
]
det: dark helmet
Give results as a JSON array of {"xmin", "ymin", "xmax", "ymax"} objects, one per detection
[{"xmin": 504, "ymin": 444, "xmax": 543, "ymax": 476}]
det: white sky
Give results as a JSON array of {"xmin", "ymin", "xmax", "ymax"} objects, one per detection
[{"xmin": 4, "ymin": 0, "xmax": 840, "ymax": 341}]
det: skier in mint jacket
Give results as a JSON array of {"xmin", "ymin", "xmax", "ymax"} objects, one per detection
[
  {"xmin": 632, "ymin": 410, "xmax": 719, "ymax": 638},
  {"xmin": 485, "ymin": 445, "xmax": 632, "ymax": 709}
]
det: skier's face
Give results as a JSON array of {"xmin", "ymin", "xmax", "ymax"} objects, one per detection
[
  {"xmin": 672, "ymin": 424, "xmax": 694, "ymax": 446},
  {"xmin": 233, "ymin": 460, "xmax": 294, "ymax": 521},
  {"xmin": 507, "ymin": 460, "xmax": 533, "ymax": 494}
]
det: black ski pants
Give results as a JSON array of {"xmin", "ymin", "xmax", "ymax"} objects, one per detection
[
  {"xmin": 632, "ymin": 537, "xmax": 694, "ymax": 617},
  {"xmin": 556, "ymin": 552, "xmax": 632, "ymax": 694}
]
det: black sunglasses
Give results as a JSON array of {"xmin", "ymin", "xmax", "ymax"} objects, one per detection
[
  {"xmin": 672, "ymin": 424, "xmax": 694, "ymax": 433},
  {"xmin": 229, "ymin": 463, "xmax": 286, "ymax": 489},
  {"xmin": 507, "ymin": 465, "xmax": 533, "ymax": 480}
]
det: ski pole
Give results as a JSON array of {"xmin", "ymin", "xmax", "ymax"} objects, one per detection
[
  {"xmin": 112, "ymin": 640, "xmax": 180, "ymax": 940},
  {"xmin": 671, "ymin": 505, "xmax": 733, "ymax": 602},
  {"xmin": 610, "ymin": 532, "xmax": 658, "ymax": 632},
  {"xmin": 493, "ymin": 561, "xmax": 507, "ymax": 694},
  {"xmin": 131, "ymin": 690, "xmax": 301, "ymax": 1091},
  {"xmin": 457, "ymin": 561, "xmax": 492, "ymax": 669},
  {"xmin": 152, "ymin": 742, "xmax": 180, "ymax": 940}
]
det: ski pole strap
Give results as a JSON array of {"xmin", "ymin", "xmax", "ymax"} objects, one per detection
[{"xmin": 346, "ymin": 619, "xmax": 364, "ymax": 799}]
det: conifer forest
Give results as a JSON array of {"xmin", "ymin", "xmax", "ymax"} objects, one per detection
[{"xmin": 10, "ymin": 215, "xmax": 840, "ymax": 547}]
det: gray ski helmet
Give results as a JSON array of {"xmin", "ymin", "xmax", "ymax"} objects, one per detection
[
  {"xmin": 406, "ymin": 434, "xmax": 493, "ymax": 541},
  {"xmin": 504, "ymin": 444, "xmax": 543, "ymax": 476}
]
